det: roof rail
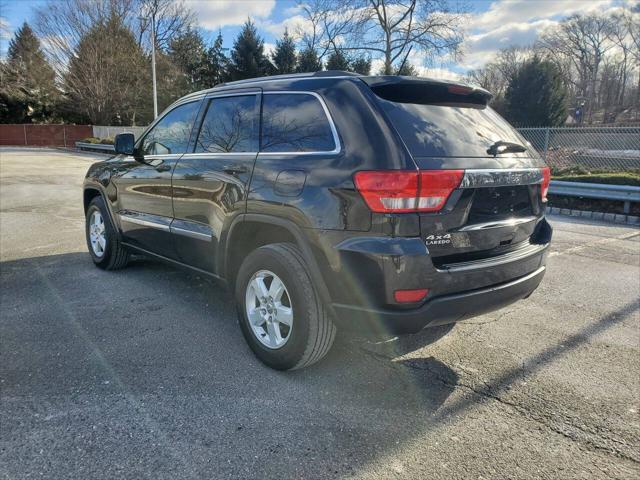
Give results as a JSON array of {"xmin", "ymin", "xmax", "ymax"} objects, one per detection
[{"xmin": 215, "ymin": 70, "xmax": 361, "ymax": 89}]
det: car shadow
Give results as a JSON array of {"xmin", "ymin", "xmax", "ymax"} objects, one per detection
[
  {"xmin": 7, "ymin": 252, "xmax": 460, "ymax": 409},
  {"xmin": 1, "ymin": 251, "xmax": 464, "ymax": 476},
  {"xmin": 2, "ymin": 251, "xmax": 637, "ymax": 478}
]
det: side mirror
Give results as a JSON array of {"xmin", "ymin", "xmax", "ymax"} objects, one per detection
[{"xmin": 114, "ymin": 133, "xmax": 135, "ymax": 155}]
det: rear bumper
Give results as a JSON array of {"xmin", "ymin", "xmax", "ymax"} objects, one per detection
[{"xmin": 332, "ymin": 265, "xmax": 546, "ymax": 334}]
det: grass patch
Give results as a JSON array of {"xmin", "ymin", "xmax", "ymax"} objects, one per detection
[{"xmin": 552, "ymin": 172, "xmax": 640, "ymax": 186}]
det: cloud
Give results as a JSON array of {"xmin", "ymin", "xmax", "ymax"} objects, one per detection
[
  {"xmin": 463, "ymin": 19, "xmax": 557, "ymax": 69},
  {"xmin": 283, "ymin": 4, "xmax": 304, "ymax": 16},
  {"xmin": 417, "ymin": 67, "xmax": 462, "ymax": 81},
  {"xmin": 471, "ymin": 0, "xmax": 614, "ymax": 31},
  {"xmin": 459, "ymin": 0, "xmax": 621, "ymax": 71},
  {"xmin": 0, "ymin": 16, "xmax": 9, "ymax": 35},
  {"xmin": 0, "ymin": 16, "xmax": 11, "ymax": 59},
  {"xmin": 186, "ymin": 0, "xmax": 276, "ymax": 30},
  {"xmin": 263, "ymin": 41, "xmax": 276, "ymax": 57},
  {"xmin": 370, "ymin": 49, "xmax": 461, "ymax": 80},
  {"xmin": 260, "ymin": 14, "xmax": 311, "ymax": 40}
]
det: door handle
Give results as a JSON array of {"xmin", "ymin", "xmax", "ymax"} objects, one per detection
[{"xmin": 223, "ymin": 165, "xmax": 248, "ymax": 175}]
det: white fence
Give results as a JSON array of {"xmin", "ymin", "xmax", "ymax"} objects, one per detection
[{"xmin": 92, "ymin": 125, "xmax": 147, "ymax": 140}]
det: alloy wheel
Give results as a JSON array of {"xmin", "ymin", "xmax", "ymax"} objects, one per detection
[
  {"xmin": 89, "ymin": 210, "xmax": 106, "ymax": 258},
  {"xmin": 245, "ymin": 270, "xmax": 293, "ymax": 349}
]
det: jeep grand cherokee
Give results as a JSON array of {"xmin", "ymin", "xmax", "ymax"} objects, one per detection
[{"xmin": 83, "ymin": 71, "xmax": 552, "ymax": 370}]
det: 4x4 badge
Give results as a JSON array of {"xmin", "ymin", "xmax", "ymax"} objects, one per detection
[{"xmin": 425, "ymin": 234, "xmax": 451, "ymax": 246}]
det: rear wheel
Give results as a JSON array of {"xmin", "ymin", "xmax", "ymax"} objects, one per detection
[
  {"xmin": 235, "ymin": 243, "xmax": 336, "ymax": 370},
  {"xmin": 85, "ymin": 196, "xmax": 129, "ymax": 270}
]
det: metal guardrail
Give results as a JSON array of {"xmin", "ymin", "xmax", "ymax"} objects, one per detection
[
  {"xmin": 549, "ymin": 180, "xmax": 640, "ymax": 213},
  {"xmin": 75, "ymin": 142, "xmax": 115, "ymax": 152}
]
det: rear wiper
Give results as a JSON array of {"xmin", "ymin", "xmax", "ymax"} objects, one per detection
[{"xmin": 487, "ymin": 140, "xmax": 527, "ymax": 156}]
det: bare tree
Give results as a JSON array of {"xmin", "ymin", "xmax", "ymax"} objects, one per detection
[
  {"xmin": 297, "ymin": 0, "xmax": 466, "ymax": 74},
  {"xmin": 136, "ymin": 0, "xmax": 194, "ymax": 51},
  {"xmin": 466, "ymin": 64, "xmax": 502, "ymax": 94},
  {"xmin": 33, "ymin": 0, "xmax": 135, "ymax": 76},
  {"xmin": 613, "ymin": 7, "xmax": 640, "ymax": 117},
  {"xmin": 466, "ymin": 46, "xmax": 534, "ymax": 114},
  {"xmin": 63, "ymin": 14, "xmax": 149, "ymax": 124},
  {"xmin": 538, "ymin": 13, "xmax": 616, "ymax": 121},
  {"xmin": 33, "ymin": 0, "xmax": 194, "ymax": 124},
  {"xmin": 295, "ymin": 0, "xmax": 364, "ymax": 61},
  {"xmin": 34, "ymin": 0, "xmax": 193, "ymax": 74}
]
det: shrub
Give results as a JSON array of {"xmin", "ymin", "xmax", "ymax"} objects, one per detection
[
  {"xmin": 81, "ymin": 137, "xmax": 101, "ymax": 144},
  {"xmin": 552, "ymin": 172, "xmax": 640, "ymax": 186}
]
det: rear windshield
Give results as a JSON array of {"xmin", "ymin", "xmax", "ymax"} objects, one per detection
[{"xmin": 377, "ymin": 97, "xmax": 535, "ymax": 158}]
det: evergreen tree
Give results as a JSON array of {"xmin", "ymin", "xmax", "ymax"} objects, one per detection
[
  {"xmin": 65, "ymin": 15, "xmax": 148, "ymax": 125},
  {"xmin": 326, "ymin": 49, "xmax": 349, "ymax": 71},
  {"xmin": 0, "ymin": 22, "xmax": 59, "ymax": 123},
  {"xmin": 296, "ymin": 47, "xmax": 322, "ymax": 73},
  {"xmin": 202, "ymin": 30, "xmax": 228, "ymax": 86},
  {"xmin": 505, "ymin": 56, "xmax": 568, "ymax": 127},
  {"xmin": 351, "ymin": 56, "xmax": 371, "ymax": 75},
  {"xmin": 155, "ymin": 50, "xmax": 190, "ymax": 115},
  {"xmin": 228, "ymin": 20, "xmax": 271, "ymax": 80},
  {"xmin": 395, "ymin": 62, "xmax": 418, "ymax": 76},
  {"xmin": 271, "ymin": 29, "xmax": 297, "ymax": 74},
  {"xmin": 168, "ymin": 28, "xmax": 208, "ymax": 90}
]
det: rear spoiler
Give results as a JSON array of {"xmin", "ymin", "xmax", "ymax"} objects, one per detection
[{"xmin": 361, "ymin": 76, "xmax": 492, "ymax": 107}]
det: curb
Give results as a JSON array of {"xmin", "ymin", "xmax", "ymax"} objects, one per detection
[{"xmin": 547, "ymin": 206, "xmax": 640, "ymax": 226}]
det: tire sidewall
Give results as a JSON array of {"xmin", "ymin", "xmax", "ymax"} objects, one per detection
[
  {"xmin": 85, "ymin": 198, "xmax": 115, "ymax": 267},
  {"xmin": 235, "ymin": 247, "xmax": 314, "ymax": 370}
]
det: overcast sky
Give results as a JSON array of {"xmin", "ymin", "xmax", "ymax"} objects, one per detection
[{"xmin": 0, "ymin": 0, "xmax": 633, "ymax": 78}]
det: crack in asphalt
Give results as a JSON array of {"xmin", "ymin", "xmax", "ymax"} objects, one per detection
[{"xmin": 357, "ymin": 345, "xmax": 640, "ymax": 465}]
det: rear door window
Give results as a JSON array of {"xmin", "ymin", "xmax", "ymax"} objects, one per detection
[
  {"xmin": 195, "ymin": 95, "xmax": 259, "ymax": 153},
  {"xmin": 377, "ymin": 97, "xmax": 534, "ymax": 158},
  {"xmin": 261, "ymin": 93, "xmax": 336, "ymax": 153}
]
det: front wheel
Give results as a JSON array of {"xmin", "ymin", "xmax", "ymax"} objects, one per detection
[
  {"xmin": 85, "ymin": 196, "xmax": 129, "ymax": 270},
  {"xmin": 235, "ymin": 243, "xmax": 336, "ymax": 370}
]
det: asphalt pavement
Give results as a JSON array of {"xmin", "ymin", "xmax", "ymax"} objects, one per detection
[{"xmin": 1, "ymin": 147, "xmax": 639, "ymax": 479}]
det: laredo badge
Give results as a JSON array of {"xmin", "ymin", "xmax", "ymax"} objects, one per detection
[{"xmin": 425, "ymin": 234, "xmax": 451, "ymax": 246}]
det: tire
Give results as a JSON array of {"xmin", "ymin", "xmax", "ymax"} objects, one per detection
[
  {"xmin": 235, "ymin": 243, "xmax": 336, "ymax": 370},
  {"xmin": 85, "ymin": 195, "xmax": 129, "ymax": 270}
]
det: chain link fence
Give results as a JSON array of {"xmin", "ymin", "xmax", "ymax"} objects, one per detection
[{"xmin": 517, "ymin": 126, "xmax": 640, "ymax": 172}]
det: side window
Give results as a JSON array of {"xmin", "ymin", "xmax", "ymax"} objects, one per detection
[
  {"xmin": 261, "ymin": 94, "xmax": 336, "ymax": 153},
  {"xmin": 141, "ymin": 101, "xmax": 200, "ymax": 156},
  {"xmin": 195, "ymin": 95, "xmax": 258, "ymax": 153}
]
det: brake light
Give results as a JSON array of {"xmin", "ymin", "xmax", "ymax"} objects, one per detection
[
  {"xmin": 447, "ymin": 85, "xmax": 473, "ymax": 95},
  {"xmin": 353, "ymin": 170, "xmax": 419, "ymax": 213},
  {"xmin": 394, "ymin": 289, "xmax": 429, "ymax": 303},
  {"xmin": 541, "ymin": 167, "xmax": 550, "ymax": 202},
  {"xmin": 418, "ymin": 170, "xmax": 465, "ymax": 211},
  {"xmin": 354, "ymin": 170, "xmax": 463, "ymax": 213}
]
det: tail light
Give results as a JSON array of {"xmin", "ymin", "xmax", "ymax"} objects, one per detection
[
  {"xmin": 354, "ymin": 170, "xmax": 464, "ymax": 213},
  {"xmin": 540, "ymin": 167, "xmax": 550, "ymax": 202}
]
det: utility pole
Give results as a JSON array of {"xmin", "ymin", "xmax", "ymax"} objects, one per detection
[{"xmin": 151, "ymin": 13, "xmax": 158, "ymax": 119}]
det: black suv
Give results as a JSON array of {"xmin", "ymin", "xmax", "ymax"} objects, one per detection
[{"xmin": 83, "ymin": 72, "xmax": 552, "ymax": 370}]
